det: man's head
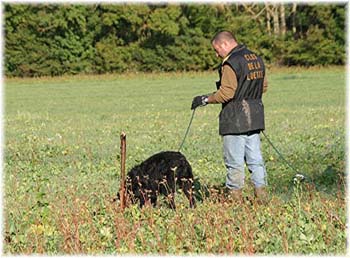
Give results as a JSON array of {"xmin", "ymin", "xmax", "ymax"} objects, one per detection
[{"xmin": 211, "ymin": 31, "xmax": 238, "ymax": 59}]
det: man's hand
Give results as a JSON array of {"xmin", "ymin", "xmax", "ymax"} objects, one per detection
[{"xmin": 191, "ymin": 95, "xmax": 208, "ymax": 110}]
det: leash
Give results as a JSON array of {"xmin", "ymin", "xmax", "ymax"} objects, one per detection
[
  {"xmin": 262, "ymin": 130, "xmax": 307, "ymax": 180},
  {"xmin": 177, "ymin": 110, "xmax": 308, "ymax": 185},
  {"xmin": 178, "ymin": 109, "xmax": 196, "ymax": 152},
  {"xmin": 261, "ymin": 131, "xmax": 320, "ymax": 202}
]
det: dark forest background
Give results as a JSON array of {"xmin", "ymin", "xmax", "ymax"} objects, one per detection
[{"xmin": 4, "ymin": 3, "xmax": 346, "ymax": 77}]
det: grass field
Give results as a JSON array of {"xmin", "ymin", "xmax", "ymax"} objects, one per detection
[{"xmin": 3, "ymin": 67, "xmax": 346, "ymax": 254}]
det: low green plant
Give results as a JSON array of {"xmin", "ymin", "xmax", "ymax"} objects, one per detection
[{"xmin": 4, "ymin": 67, "xmax": 346, "ymax": 254}]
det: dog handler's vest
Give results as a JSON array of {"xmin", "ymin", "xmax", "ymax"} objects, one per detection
[{"xmin": 216, "ymin": 44, "xmax": 266, "ymax": 135}]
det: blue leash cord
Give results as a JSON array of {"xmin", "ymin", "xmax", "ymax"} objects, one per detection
[
  {"xmin": 178, "ymin": 109, "xmax": 196, "ymax": 152},
  {"xmin": 177, "ymin": 111, "xmax": 306, "ymax": 181},
  {"xmin": 262, "ymin": 130, "xmax": 305, "ymax": 178},
  {"xmin": 177, "ymin": 110, "xmax": 308, "ymax": 187}
]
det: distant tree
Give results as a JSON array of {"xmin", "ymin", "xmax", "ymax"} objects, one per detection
[{"xmin": 4, "ymin": 3, "xmax": 346, "ymax": 77}]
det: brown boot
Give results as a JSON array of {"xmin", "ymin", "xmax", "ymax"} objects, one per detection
[
  {"xmin": 227, "ymin": 189, "xmax": 243, "ymax": 204},
  {"xmin": 254, "ymin": 187, "xmax": 269, "ymax": 205}
]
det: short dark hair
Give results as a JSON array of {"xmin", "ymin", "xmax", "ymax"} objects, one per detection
[{"xmin": 212, "ymin": 31, "xmax": 236, "ymax": 44}]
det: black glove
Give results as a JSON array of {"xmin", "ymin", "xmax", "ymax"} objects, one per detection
[{"xmin": 191, "ymin": 95, "xmax": 208, "ymax": 110}]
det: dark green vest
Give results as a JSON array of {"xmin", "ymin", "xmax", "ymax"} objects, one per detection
[{"xmin": 216, "ymin": 45, "xmax": 265, "ymax": 135}]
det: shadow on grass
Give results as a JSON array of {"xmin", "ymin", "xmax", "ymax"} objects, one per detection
[
  {"xmin": 268, "ymin": 165, "xmax": 345, "ymax": 202},
  {"xmin": 193, "ymin": 164, "xmax": 345, "ymax": 205},
  {"xmin": 192, "ymin": 177, "xmax": 211, "ymax": 202},
  {"xmin": 193, "ymin": 178, "xmax": 243, "ymax": 203}
]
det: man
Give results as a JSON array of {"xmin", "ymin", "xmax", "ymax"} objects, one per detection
[{"xmin": 191, "ymin": 31, "xmax": 268, "ymax": 204}]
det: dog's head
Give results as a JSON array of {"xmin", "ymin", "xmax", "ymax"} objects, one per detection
[
  {"xmin": 128, "ymin": 166, "xmax": 145, "ymax": 199},
  {"xmin": 117, "ymin": 165, "xmax": 145, "ymax": 203}
]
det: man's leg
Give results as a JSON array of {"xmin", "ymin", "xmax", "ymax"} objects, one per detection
[
  {"xmin": 245, "ymin": 133, "xmax": 268, "ymax": 203},
  {"xmin": 245, "ymin": 133, "xmax": 267, "ymax": 187},
  {"xmin": 223, "ymin": 135, "xmax": 246, "ymax": 190}
]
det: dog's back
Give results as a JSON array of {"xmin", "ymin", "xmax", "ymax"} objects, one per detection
[
  {"xmin": 125, "ymin": 151, "xmax": 195, "ymax": 209},
  {"xmin": 141, "ymin": 151, "xmax": 193, "ymax": 178}
]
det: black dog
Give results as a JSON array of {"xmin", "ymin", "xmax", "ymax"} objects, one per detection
[{"xmin": 123, "ymin": 151, "xmax": 195, "ymax": 209}]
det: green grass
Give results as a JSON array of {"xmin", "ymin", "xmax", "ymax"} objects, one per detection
[{"xmin": 4, "ymin": 67, "xmax": 346, "ymax": 254}]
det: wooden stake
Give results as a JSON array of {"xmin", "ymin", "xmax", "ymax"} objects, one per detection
[{"xmin": 119, "ymin": 132, "xmax": 126, "ymax": 210}]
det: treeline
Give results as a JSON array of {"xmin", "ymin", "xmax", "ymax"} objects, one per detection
[{"xmin": 4, "ymin": 3, "xmax": 346, "ymax": 77}]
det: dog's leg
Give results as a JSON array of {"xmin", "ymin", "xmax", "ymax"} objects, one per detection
[
  {"xmin": 139, "ymin": 197, "xmax": 145, "ymax": 208},
  {"xmin": 151, "ymin": 195, "xmax": 158, "ymax": 207},
  {"xmin": 181, "ymin": 178, "xmax": 196, "ymax": 208},
  {"xmin": 167, "ymin": 193, "xmax": 176, "ymax": 210},
  {"xmin": 139, "ymin": 189, "xmax": 150, "ymax": 208}
]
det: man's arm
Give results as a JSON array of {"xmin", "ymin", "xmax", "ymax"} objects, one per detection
[
  {"xmin": 191, "ymin": 65, "xmax": 267, "ymax": 109},
  {"xmin": 263, "ymin": 75, "xmax": 268, "ymax": 93},
  {"xmin": 207, "ymin": 64, "xmax": 237, "ymax": 104}
]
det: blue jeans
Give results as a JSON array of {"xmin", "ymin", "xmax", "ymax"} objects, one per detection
[{"xmin": 223, "ymin": 133, "xmax": 267, "ymax": 190}]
